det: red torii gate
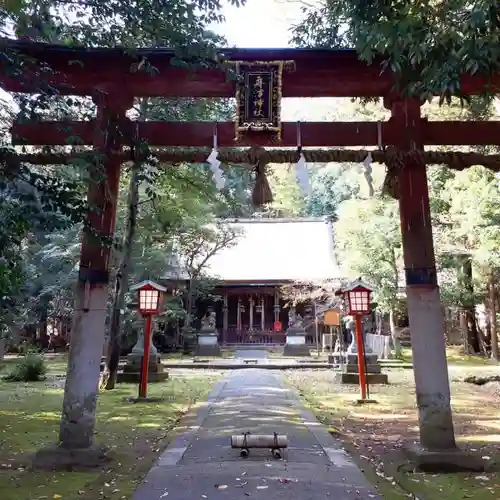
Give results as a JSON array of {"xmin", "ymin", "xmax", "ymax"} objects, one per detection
[{"xmin": 2, "ymin": 39, "xmax": 498, "ymax": 453}]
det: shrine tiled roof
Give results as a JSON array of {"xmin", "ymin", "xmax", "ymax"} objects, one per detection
[{"xmin": 203, "ymin": 217, "xmax": 341, "ymax": 283}]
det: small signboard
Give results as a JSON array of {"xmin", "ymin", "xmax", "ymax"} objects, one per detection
[
  {"xmin": 273, "ymin": 321, "xmax": 282, "ymax": 332},
  {"xmin": 324, "ymin": 309, "xmax": 340, "ymax": 326}
]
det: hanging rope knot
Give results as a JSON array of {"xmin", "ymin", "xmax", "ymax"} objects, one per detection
[
  {"xmin": 248, "ymin": 146, "xmax": 273, "ymax": 206},
  {"xmin": 382, "ymin": 147, "xmax": 404, "ymax": 199}
]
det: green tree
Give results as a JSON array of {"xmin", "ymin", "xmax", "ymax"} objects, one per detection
[
  {"xmin": 305, "ymin": 163, "xmax": 361, "ymax": 219},
  {"xmin": 1, "ymin": 0, "xmax": 249, "ymax": 451},
  {"xmin": 444, "ymin": 166, "xmax": 500, "ymax": 359},
  {"xmin": 291, "ymin": 0, "xmax": 500, "ymax": 101},
  {"xmin": 265, "ymin": 164, "xmax": 306, "ymax": 217},
  {"xmin": 335, "ymin": 196, "xmax": 403, "ymax": 354}
]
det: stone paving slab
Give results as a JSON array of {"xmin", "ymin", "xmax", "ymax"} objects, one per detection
[
  {"xmin": 135, "ymin": 462, "xmax": 378, "ymax": 500},
  {"xmin": 132, "ymin": 367, "xmax": 381, "ymax": 500},
  {"xmin": 161, "ymin": 363, "xmax": 329, "ymax": 369}
]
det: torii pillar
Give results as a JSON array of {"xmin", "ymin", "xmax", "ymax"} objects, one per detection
[
  {"xmin": 59, "ymin": 91, "xmax": 132, "ymax": 450},
  {"xmin": 388, "ymin": 98, "xmax": 456, "ymax": 451}
]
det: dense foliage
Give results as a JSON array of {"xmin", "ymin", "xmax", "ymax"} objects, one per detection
[
  {"xmin": 291, "ymin": 0, "xmax": 500, "ymax": 101},
  {"xmin": 1, "ymin": 0, "xmax": 499, "ymax": 362}
]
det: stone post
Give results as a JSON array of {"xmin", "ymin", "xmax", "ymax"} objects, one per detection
[
  {"xmin": 196, "ymin": 310, "xmax": 221, "ymax": 357},
  {"xmin": 389, "ymin": 97, "xmax": 455, "ymax": 451},
  {"xmin": 59, "ymin": 92, "xmax": 131, "ymax": 450},
  {"xmin": 284, "ymin": 307, "xmax": 310, "ymax": 356}
]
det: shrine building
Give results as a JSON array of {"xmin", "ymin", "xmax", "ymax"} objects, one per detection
[{"xmin": 165, "ymin": 217, "xmax": 341, "ymax": 345}]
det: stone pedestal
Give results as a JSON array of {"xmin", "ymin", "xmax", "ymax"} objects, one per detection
[
  {"xmin": 118, "ymin": 329, "xmax": 168, "ymax": 383},
  {"xmin": 335, "ymin": 352, "xmax": 388, "ymax": 385},
  {"xmin": 347, "ymin": 330, "xmax": 373, "ymax": 354},
  {"xmin": 328, "ymin": 351, "xmax": 344, "ymax": 365},
  {"xmin": 101, "ymin": 335, "xmax": 109, "ymax": 358},
  {"xmin": 283, "ymin": 327, "xmax": 310, "ymax": 356},
  {"xmin": 196, "ymin": 330, "xmax": 221, "ymax": 357}
]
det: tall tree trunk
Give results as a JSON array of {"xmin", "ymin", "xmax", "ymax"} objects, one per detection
[
  {"xmin": 101, "ymin": 162, "xmax": 140, "ymax": 390},
  {"xmin": 183, "ymin": 279, "xmax": 195, "ymax": 353},
  {"xmin": 375, "ymin": 310, "xmax": 383, "ymax": 335},
  {"xmin": 457, "ymin": 255, "xmax": 480, "ymax": 353},
  {"xmin": 489, "ymin": 273, "xmax": 499, "ymax": 361},
  {"xmin": 389, "ymin": 309, "xmax": 401, "ymax": 358}
]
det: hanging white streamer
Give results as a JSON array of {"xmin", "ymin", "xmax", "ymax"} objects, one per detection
[
  {"xmin": 295, "ymin": 152, "xmax": 311, "ymax": 196},
  {"xmin": 295, "ymin": 121, "xmax": 311, "ymax": 196},
  {"xmin": 363, "ymin": 152, "xmax": 374, "ymax": 195},
  {"xmin": 363, "ymin": 152, "xmax": 373, "ymax": 178},
  {"xmin": 206, "ymin": 125, "xmax": 225, "ymax": 190}
]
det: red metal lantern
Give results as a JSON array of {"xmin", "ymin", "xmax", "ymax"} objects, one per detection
[
  {"xmin": 131, "ymin": 280, "xmax": 166, "ymax": 316},
  {"xmin": 340, "ymin": 278, "xmax": 374, "ymax": 402},
  {"xmin": 130, "ymin": 280, "xmax": 166, "ymax": 399},
  {"xmin": 343, "ymin": 279, "xmax": 373, "ymax": 316}
]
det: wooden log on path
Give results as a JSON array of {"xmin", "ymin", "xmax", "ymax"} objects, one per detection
[{"xmin": 231, "ymin": 434, "xmax": 288, "ymax": 449}]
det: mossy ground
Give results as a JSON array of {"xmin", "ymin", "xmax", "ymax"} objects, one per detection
[
  {"xmin": 0, "ymin": 357, "xmax": 222, "ymax": 500},
  {"xmin": 287, "ymin": 361, "xmax": 500, "ymax": 500}
]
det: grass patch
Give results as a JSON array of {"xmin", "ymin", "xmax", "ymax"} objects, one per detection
[
  {"xmin": 399, "ymin": 346, "xmax": 497, "ymax": 366},
  {"xmin": 2, "ymin": 351, "xmax": 47, "ymax": 382},
  {"xmin": 0, "ymin": 354, "xmax": 67, "ymax": 377},
  {"xmin": 266, "ymin": 347, "xmax": 328, "ymax": 360},
  {"xmin": 287, "ymin": 368, "xmax": 500, "ymax": 500},
  {"xmin": 0, "ymin": 372, "xmax": 222, "ymax": 500}
]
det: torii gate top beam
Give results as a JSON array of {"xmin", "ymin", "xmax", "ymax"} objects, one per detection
[{"xmin": 1, "ymin": 38, "xmax": 498, "ymax": 98}]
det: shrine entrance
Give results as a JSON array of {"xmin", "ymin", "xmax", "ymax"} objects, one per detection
[{"xmin": 3, "ymin": 39, "xmax": 500, "ymax": 451}]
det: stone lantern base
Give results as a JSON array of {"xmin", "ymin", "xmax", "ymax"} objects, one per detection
[
  {"xmin": 117, "ymin": 329, "xmax": 169, "ymax": 383},
  {"xmin": 118, "ymin": 353, "xmax": 169, "ymax": 383},
  {"xmin": 335, "ymin": 353, "xmax": 388, "ymax": 385},
  {"xmin": 283, "ymin": 327, "xmax": 310, "ymax": 356},
  {"xmin": 195, "ymin": 330, "xmax": 221, "ymax": 357}
]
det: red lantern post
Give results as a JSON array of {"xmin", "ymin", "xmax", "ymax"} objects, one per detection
[
  {"xmin": 341, "ymin": 279, "xmax": 374, "ymax": 401},
  {"xmin": 130, "ymin": 280, "xmax": 166, "ymax": 400}
]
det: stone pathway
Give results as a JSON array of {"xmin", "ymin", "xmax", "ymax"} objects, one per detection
[
  {"xmin": 132, "ymin": 369, "xmax": 380, "ymax": 499},
  {"xmin": 234, "ymin": 348, "xmax": 270, "ymax": 365}
]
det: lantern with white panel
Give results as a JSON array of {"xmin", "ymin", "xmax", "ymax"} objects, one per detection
[
  {"xmin": 344, "ymin": 279, "xmax": 373, "ymax": 316},
  {"xmin": 135, "ymin": 281, "xmax": 164, "ymax": 315}
]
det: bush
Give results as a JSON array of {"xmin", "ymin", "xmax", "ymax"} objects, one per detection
[{"xmin": 2, "ymin": 351, "xmax": 47, "ymax": 382}]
